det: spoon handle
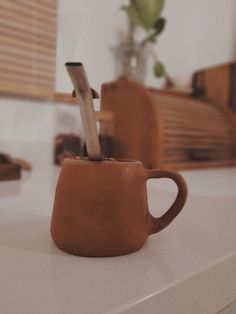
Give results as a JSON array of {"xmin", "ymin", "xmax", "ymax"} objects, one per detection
[{"xmin": 66, "ymin": 62, "xmax": 102, "ymax": 161}]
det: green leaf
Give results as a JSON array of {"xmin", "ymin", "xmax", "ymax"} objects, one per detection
[
  {"xmin": 143, "ymin": 18, "xmax": 165, "ymax": 44},
  {"xmin": 153, "ymin": 17, "xmax": 166, "ymax": 36},
  {"xmin": 121, "ymin": 5, "xmax": 145, "ymax": 28},
  {"xmin": 133, "ymin": 0, "xmax": 165, "ymax": 30},
  {"xmin": 153, "ymin": 61, "xmax": 165, "ymax": 78},
  {"xmin": 149, "ymin": 37, "xmax": 157, "ymax": 44}
]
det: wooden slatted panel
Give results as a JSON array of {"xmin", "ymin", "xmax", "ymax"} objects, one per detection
[
  {"xmin": 150, "ymin": 93, "xmax": 236, "ymax": 166},
  {"xmin": 0, "ymin": 0, "xmax": 57, "ymax": 100}
]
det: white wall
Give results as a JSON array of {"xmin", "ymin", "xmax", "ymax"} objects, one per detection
[
  {"xmin": 156, "ymin": 0, "xmax": 236, "ymax": 84},
  {"xmin": 0, "ymin": 98, "xmax": 83, "ymax": 162},
  {"xmin": 56, "ymin": 0, "xmax": 236, "ymax": 92}
]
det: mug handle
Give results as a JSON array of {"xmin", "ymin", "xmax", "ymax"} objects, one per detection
[{"xmin": 146, "ymin": 169, "xmax": 188, "ymax": 234}]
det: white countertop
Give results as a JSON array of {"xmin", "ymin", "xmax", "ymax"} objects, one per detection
[{"xmin": 0, "ymin": 164, "xmax": 236, "ymax": 314}]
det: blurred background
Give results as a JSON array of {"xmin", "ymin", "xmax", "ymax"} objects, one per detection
[
  {"xmin": 0, "ymin": 0, "xmax": 236, "ymax": 173},
  {"xmin": 56, "ymin": 0, "xmax": 236, "ymax": 91}
]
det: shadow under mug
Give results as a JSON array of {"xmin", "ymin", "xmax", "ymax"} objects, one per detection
[{"xmin": 51, "ymin": 158, "xmax": 188, "ymax": 257}]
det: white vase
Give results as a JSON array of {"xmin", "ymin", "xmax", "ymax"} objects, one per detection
[{"xmin": 114, "ymin": 43, "xmax": 147, "ymax": 84}]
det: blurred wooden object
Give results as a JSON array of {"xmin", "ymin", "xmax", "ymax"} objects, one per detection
[
  {"xmin": 0, "ymin": 0, "xmax": 58, "ymax": 100},
  {"xmin": 0, "ymin": 164, "xmax": 21, "ymax": 181},
  {"xmin": 54, "ymin": 134, "xmax": 81, "ymax": 165},
  {"xmin": 101, "ymin": 79, "xmax": 236, "ymax": 170},
  {"xmin": 54, "ymin": 93, "xmax": 78, "ymax": 105},
  {"xmin": 193, "ymin": 62, "xmax": 236, "ymax": 113},
  {"xmin": 54, "ymin": 89, "xmax": 99, "ymax": 105},
  {"xmin": 0, "ymin": 153, "xmax": 31, "ymax": 180}
]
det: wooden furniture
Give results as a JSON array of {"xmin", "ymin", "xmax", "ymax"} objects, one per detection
[
  {"xmin": 193, "ymin": 62, "xmax": 236, "ymax": 113},
  {"xmin": 101, "ymin": 79, "xmax": 236, "ymax": 170},
  {"xmin": 54, "ymin": 89, "xmax": 99, "ymax": 105},
  {"xmin": 53, "ymin": 134, "xmax": 81, "ymax": 165},
  {"xmin": 54, "ymin": 93, "xmax": 78, "ymax": 105},
  {"xmin": 0, "ymin": 0, "xmax": 58, "ymax": 100},
  {"xmin": 0, "ymin": 153, "xmax": 32, "ymax": 180},
  {"xmin": 0, "ymin": 164, "xmax": 21, "ymax": 181}
]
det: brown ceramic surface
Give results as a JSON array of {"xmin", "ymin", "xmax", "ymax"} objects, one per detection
[{"xmin": 51, "ymin": 158, "xmax": 187, "ymax": 257}]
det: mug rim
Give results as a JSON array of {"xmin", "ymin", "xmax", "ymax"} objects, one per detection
[{"xmin": 63, "ymin": 157, "xmax": 142, "ymax": 166}]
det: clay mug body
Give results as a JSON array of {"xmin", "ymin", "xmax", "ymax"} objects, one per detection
[{"xmin": 51, "ymin": 158, "xmax": 187, "ymax": 257}]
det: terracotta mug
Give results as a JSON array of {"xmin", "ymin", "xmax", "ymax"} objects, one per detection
[{"xmin": 51, "ymin": 158, "xmax": 187, "ymax": 257}]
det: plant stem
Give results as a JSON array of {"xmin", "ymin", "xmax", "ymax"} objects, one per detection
[
  {"xmin": 140, "ymin": 31, "xmax": 158, "ymax": 47},
  {"xmin": 128, "ymin": 20, "xmax": 135, "ymax": 49},
  {"xmin": 149, "ymin": 45, "xmax": 158, "ymax": 61}
]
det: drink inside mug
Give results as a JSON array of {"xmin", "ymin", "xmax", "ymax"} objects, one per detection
[{"xmin": 50, "ymin": 157, "xmax": 187, "ymax": 257}]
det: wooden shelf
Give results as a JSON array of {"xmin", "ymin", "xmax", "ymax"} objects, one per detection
[{"xmin": 53, "ymin": 92, "xmax": 77, "ymax": 105}]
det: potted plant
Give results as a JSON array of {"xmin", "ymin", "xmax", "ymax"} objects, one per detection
[{"xmin": 115, "ymin": 0, "xmax": 166, "ymax": 83}]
